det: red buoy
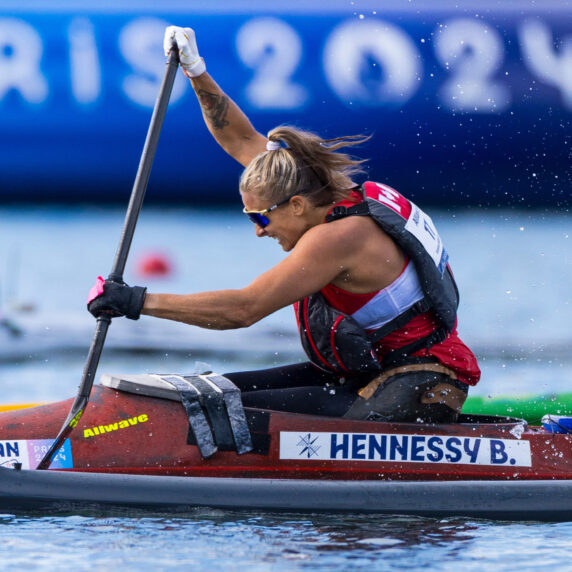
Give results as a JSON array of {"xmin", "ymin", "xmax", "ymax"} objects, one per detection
[{"xmin": 137, "ymin": 252, "xmax": 173, "ymax": 277}]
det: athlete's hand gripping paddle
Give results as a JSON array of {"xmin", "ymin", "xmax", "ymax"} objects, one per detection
[
  {"xmin": 164, "ymin": 25, "xmax": 206, "ymax": 78},
  {"xmin": 36, "ymin": 44, "xmax": 180, "ymax": 470}
]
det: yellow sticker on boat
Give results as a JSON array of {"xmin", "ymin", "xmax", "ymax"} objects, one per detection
[
  {"xmin": 83, "ymin": 414, "xmax": 149, "ymax": 438},
  {"xmin": 279, "ymin": 432, "xmax": 532, "ymax": 467}
]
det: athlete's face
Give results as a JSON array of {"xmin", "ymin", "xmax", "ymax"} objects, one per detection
[{"xmin": 241, "ymin": 192, "xmax": 308, "ymax": 252}]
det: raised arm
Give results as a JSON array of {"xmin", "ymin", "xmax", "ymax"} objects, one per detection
[
  {"xmin": 189, "ymin": 72, "xmax": 267, "ymax": 167},
  {"xmin": 165, "ymin": 26, "xmax": 267, "ymax": 167}
]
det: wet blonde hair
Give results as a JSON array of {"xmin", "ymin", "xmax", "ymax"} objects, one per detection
[{"xmin": 239, "ymin": 126, "xmax": 370, "ymax": 206}]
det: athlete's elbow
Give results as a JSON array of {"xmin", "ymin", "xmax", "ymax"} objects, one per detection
[{"xmin": 228, "ymin": 305, "xmax": 262, "ymax": 328}]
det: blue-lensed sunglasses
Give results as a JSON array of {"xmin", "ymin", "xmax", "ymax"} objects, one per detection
[{"xmin": 242, "ymin": 193, "xmax": 298, "ymax": 228}]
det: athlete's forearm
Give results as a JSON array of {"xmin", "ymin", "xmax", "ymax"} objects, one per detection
[
  {"xmin": 142, "ymin": 290, "xmax": 262, "ymax": 330},
  {"xmin": 189, "ymin": 73, "xmax": 266, "ymax": 167}
]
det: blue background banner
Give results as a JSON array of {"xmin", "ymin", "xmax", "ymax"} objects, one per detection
[{"xmin": 0, "ymin": 1, "xmax": 570, "ymax": 207}]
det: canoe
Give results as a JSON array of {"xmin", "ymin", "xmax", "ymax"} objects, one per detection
[{"xmin": 0, "ymin": 372, "xmax": 570, "ymax": 520}]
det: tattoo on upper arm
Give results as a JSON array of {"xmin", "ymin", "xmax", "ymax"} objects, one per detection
[{"xmin": 197, "ymin": 89, "xmax": 229, "ymax": 130}]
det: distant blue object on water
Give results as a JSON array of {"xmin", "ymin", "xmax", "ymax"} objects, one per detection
[
  {"xmin": 0, "ymin": 1, "xmax": 570, "ymax": 207},
  {"xmin": 542, "ymin": 415, "xmax": 572, "ymax": 434}
]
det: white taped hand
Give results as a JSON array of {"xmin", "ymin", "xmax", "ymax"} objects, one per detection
[{"xmin": 164, "ymin": 26, "xmax": 206, "ymax": 77}]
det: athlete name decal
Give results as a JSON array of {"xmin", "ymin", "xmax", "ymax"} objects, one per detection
[{"xmin": 280, "ymin": 432, "xmax": 532, "ymax": 467}]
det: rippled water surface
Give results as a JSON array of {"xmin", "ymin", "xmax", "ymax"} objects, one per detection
[
  {"xmin": 1, "ymin": 510, "xmax": 572, "ymax": 571},
  {"xmin": 0, "ymin": 206, "xmax": 571, "ymax": 569}
]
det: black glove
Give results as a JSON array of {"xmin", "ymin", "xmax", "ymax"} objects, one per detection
[{"xmin": 87, "ymin": 277, "xmax": 147, "ymax": 320}]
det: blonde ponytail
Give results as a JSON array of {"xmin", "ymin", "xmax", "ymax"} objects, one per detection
[{"xmin": 239, "ymin": 126, "xmax": 370, "ymax": 206}]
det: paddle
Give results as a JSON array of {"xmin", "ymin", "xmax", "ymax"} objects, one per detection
[{"xmin": 37, "ymin": 45, "xmax": 180, "ymax": 470}]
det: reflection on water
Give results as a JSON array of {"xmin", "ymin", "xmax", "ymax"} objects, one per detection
[{"xmin": 0, "ymin": 510, "xmax": 570, "ymax": 571}]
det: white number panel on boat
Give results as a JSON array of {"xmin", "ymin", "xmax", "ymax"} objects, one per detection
[
  {"xmin": 280, "ymin": 432, "xmax": 532, "ymax": 467},
  {"xmin": 0, "ymin": 439, "xmax": 73, "ymax": 470}
]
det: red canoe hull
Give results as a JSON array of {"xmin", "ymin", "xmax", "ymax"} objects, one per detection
[{"xmin": 0, "ymin": 384, "xmax": 570, "ymax": 482}]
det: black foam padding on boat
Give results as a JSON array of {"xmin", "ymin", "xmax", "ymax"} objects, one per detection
[
  {"xmin": 246, "ymin": 410, "xmax": 271, "ymax": 455},
  {"xmin": 162, "ymin": 375, "xmax": 217, "ymax": 458},
  {"xmin": 246, "ymin": 409, "xmax": 270, "ymax": 432},
  {"xmin": 199, "ymin": 374, "xmax": 253, "ymax": 455},
  {"xmin": 185, "ymin": 409, "xmax": 271, "ymax": 456},
  {"xmin": 248, "ymin": 433, "xmax": 271, "ymax": 456},
  {"xmin": 184, "ymin": 376, "xmax": 235, "ymax": 450}
]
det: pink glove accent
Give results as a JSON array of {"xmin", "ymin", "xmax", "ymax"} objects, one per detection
[{"xmin": 87, "ymin": 276, "xmax": 106, "ymax": 304}]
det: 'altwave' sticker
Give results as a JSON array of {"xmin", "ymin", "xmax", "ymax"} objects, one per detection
[
  {"xmin": 280, "ymin": 432, "xmax": 532, "ymax": 467},
  {"xmin": 0, "ymin": 439, "xmax": 73, "ymax": 469}
]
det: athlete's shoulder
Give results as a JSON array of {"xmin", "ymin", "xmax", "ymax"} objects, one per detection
[{"xmin": 297, "ymin": 213, "xmax": 380, "ymax": 259}]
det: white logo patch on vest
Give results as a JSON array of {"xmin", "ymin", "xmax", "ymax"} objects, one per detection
[
  {"xmin": 280, "ymin": 432, "xmax": 532, "ymax": 467},
  {"xmin": 405, "ymin": 203, "xmax": 448, "ymax": 273}
]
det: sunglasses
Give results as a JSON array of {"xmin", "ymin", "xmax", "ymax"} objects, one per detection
[{"xmin": 242, "ymin": 193, "xmax": 298, "ymax": 228}]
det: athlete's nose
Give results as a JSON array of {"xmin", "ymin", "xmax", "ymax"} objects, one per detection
[{"xmin": 255, "ymin": 224, "xmax": 267, "ymax": 237}]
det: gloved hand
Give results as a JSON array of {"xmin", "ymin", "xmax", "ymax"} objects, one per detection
[
  {"xmin": 164, "ymin": 25, "xmax": 206, "ymax": 78},
  {"xmin": 87, "ymin": 276, "xmax": 147, "ymax": 320}
]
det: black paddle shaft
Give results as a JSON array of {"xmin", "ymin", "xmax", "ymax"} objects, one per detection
[{"xmin": 37, "ymin": 47, "xmax": 180, "ymax": 470}]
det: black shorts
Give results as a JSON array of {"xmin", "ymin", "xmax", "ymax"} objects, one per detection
[{"xmin": 224, "ymin": 359, "xmax": 468, "ymax": 423}]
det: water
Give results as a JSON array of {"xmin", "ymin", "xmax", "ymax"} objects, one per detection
[
  {"xmin": 0, "ymin": 510, "xmax": 571, "ymax": 571},
  {"xmin": 1, "ymin": 205, "xmax": 570, "ymax": 398},
  {"xmin": 0, "ymin": 205, "xmax": 571, "ymax": 569}
]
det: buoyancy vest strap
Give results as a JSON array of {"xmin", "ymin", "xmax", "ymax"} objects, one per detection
[
  {"xmin": 367, "ymin": 298, "xmax": 432, "ymax": 345},
  {"xmin": 358, "ymin": 363, "xmax": 458, "ymax": 400},
  {"xmin": 324, "ymin": 198, "xmax": 446, "ymax": 354},
  {"xmin": 381, "ymin": 327, "xmax": 449, "ymax": 368},
  {"xmin": 325, "ymin": 201, "xmax": 371, "ymax": 222},
  {"xmin": 301, "ymin": 184, "xmax": 458, "ymax": 376},
  {"xmin": 162, "ymin": 375, "xmax": 218, "ymax": 458}
]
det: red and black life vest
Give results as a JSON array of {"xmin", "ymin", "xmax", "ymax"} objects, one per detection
[{"xmin": 297, "ymin": 182, "xmax": 459, "ymax": 375}]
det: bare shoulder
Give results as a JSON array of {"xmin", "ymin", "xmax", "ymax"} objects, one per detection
[
  {"xmin": 300, "ymin": 215, "xmax": 384, "ymax": 252},
  {"xmin": 293, "ymin": 214, "xmax": 404, "ymax": 291}
]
